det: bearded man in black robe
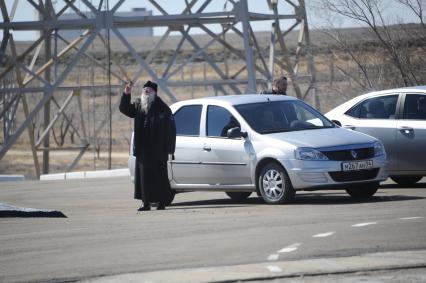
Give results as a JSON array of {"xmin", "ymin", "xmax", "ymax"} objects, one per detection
[{"xmin": 119, "ymin": 80, "xmax": 176, "ymax": 211}]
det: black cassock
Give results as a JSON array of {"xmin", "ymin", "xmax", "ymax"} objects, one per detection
[{"xmin": 119, "ymin": 93, "xmax": 176, "ymax": 203}]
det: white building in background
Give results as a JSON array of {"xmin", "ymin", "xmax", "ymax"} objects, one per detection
[{"xmin": 56, "ymin": 8, "xmax": 153, "ymax": 40}]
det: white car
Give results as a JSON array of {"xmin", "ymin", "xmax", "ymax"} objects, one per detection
[
  {"xmin": 129, "ymin": 94, "xmax": 388, "ymax": 204},
  {"xmin": 325, "ymin": 86, "xmax": 426, "ymax": 186}
]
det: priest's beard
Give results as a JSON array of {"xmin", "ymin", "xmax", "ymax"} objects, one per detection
[{"xmin": 141, "ymin": 92, "xmax": 156, "ymax": 114}]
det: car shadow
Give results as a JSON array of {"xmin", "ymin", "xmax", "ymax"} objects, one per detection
[
  {"xmin": 170, "ymin": 192, "xmax": 424, "ymax": 208},
  {"xmin": 170, "ymin": 197, "xmax": 264, "ymax": 208},
  {"xmin": 380, "ymin": 182, "xmax": 426, "ymax": 189},
  {"xmin": 291, "ymin": 192, "xmax": 424, "ymax": 205}
]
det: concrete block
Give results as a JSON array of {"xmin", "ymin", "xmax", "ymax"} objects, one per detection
[
  {"xmin": 85, "ymin": 169, "xmax": 130, "ymax": 179},
  {"xmin": 0, "ymin": 175, "xmax": 25, "ymax": 181},
  {"xmin": 40, "ymin": 173, "xmax": 65, "ymax": 181},
  {"xmin": 65, "ymin": 171, "xmax": 86, "ymax": 180}
]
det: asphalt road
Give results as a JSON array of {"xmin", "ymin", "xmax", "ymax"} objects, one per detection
[{"xmin": 0, "ymin": 177, "xmax": 425, "ymax": 282}]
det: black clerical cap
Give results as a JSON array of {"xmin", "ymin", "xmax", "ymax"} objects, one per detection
[{"xmin": 143, "ymin": 80, "xmax": 158, "ymax": 92}]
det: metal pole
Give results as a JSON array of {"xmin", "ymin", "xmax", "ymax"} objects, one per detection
[
  {"xmin": 239, "ymin": 0, "xmax": 257, "ymax": 93},
  {"xmin": 107, "ymin": 0, "xmax": 112, "ymax": 170},
  {"xmin": 268, "ymin": 22, "xmax": 276, "ymax": 89},
  {"xmin": 42, "ymin": 0, "xmax": 52, "ymax": 174},
  {"xmin": 300, "ymin": 0, "xmax": 318, "ymax": 110}
]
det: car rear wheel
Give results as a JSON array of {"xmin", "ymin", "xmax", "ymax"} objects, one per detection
[
  {"xmin": 346, "ymin": 182, "xmax": 379, "ymax": 199},
  {"xmin": 390, "ymin": 176, "xmax": 422, "ymax": 186},
  {"xmin": 225, "ymin": 192, "xmax": 252, "ymax": 201},
  {"xmin": 258, "ymin": 162, "xmax": 295, "ymax": 204}
]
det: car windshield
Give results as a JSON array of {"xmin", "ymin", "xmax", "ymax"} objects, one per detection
[{"xmin": 235, "ymin": 100, "xmax": 335, "ymax": 134}]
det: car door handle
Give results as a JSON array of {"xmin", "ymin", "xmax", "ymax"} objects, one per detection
[
  {"xmin": 398, "ymin": 126, "xmax": 413, "ymax": 134},
  {"xmin": 203, "ymin": 146, "xmax": 211, "ymax": 152},
  {"xmin": 343, "ymin": 125, "xmax": 356, "ymax": 130}
]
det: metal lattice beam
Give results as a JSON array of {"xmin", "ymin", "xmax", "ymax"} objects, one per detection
[{"xmin": 0, "ymin": 0, "xmax": 316, "ymax": 177}]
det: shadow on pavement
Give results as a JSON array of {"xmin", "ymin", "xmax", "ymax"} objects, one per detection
[
  {"xmin": 291, "ymin": 193, "xmax": 424, "ymax": 205},
  {"xmin": 170, "ymin": 197, "xmax": 264, "ymax": 208},
  {"xmin": 170, "ymin": 192, "xmax": 424, "ymax": 208},
  {"xmin": 380, "ymin": 182, "xmax": 426, "ymax": 189},
  {"xmin": 0, "ymin": 203, "xmax": 67, "ymax": 218}
]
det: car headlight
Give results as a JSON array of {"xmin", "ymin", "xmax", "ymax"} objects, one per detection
[
  {"xmin": 295, "ymin": 148, "xmax": 329, "ymax": 161},
  {"xmin": 373, "ymin": 141, "xmax": 386, "ymax": 157}
]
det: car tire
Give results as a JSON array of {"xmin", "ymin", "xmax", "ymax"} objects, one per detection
[
  {"xmin": 346, "ymin": 182, "xmax": 379, "ymax": 199},
  {"xmin": 390, "ymin": 176, "xmax": 422, "ymax": 186},
  {"xmin": 165, "ymin": 189, "xmax": 176, "ymax": 206},
  {"xmin": 225, "ymin": 192, "xmax": 252, "ymax": 201},
  {"xmin": 258, "ymin": 162, "xmax": 295, "ymax": 204}
]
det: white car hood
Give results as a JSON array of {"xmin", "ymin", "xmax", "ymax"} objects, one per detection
[{"xmin": 265, "ymin": 128, "xmax": 377, "ymax": 149}]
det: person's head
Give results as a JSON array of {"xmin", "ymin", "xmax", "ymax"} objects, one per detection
[
  {"xmin": 272, "ymin": 76, "xmax": 288, "ymax": 95},
  {"xmin": 141, "ymin": 80, "xmax": 158, "ymax": 113}
]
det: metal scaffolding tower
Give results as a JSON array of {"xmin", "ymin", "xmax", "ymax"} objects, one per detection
[{"xmin": 0, "ymin": 0, "xmax": 316, "ymax": 179}]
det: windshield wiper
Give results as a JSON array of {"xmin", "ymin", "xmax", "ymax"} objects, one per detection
[
  {"xmin": 260, "ymin": 128, "xmax": 292, "ymax": 134},
  {"xmin": 291, "ymin": 125, "xmax": 335, "ymax": 131}
]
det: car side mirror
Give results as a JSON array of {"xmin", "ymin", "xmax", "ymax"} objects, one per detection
[
  {"xmin": 227, "ymin": 127, "xmax": 247, "ymax": 139},
  {"xmin": 331, "ymin": 120, "xmax": 342, "ymax": 127}
]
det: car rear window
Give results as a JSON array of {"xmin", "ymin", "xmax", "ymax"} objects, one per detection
[
  {"xmin": 174, "ymin": 105, "xmax": 202, "ymax": 136},
  {"xmin": 403, "ymin": 94, "xmax": 426, "ymax": 120}
]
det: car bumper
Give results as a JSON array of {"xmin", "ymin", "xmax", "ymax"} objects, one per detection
[{"xmin": 279, "ymin": 156, "xmax": 388, "ymax": 190}]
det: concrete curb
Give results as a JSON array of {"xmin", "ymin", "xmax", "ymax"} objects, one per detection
[
  {"xmin": 40, "ymin": 168, "xmax": 130, "ymax": 181},
  {"xmin": 81, "ymin": 250, "xmax": 426, "ymax": 283},
  {"xmin": 0, "ymin": 175, "xmax": 25, "ymax": 181}
]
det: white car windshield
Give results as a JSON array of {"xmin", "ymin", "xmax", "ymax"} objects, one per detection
[{"xmin": 235, "ymin": 101, "xmax": 335, "ymax": 134}]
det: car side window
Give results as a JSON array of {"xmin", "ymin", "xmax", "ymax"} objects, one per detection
[
  {"xmin": 207, "ymin": 105, "xmax": 240, "ymax": 138},
  {"xmin": 174, "ymin": 105, "xmax": 202, "ymax": 136},
  {"xmin": 403, "ymin": 94, "xmax": 426, "ymax": 120},
  {"xmin": 345, "ymin": 95, "xmax": 398, "ymax": 119}
]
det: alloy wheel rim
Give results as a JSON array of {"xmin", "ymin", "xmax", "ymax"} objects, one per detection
[{"xmin": 262, "ymin": 169, "xmax": 284, "ymax": 200}]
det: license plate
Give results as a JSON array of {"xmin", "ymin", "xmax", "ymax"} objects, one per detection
[{"xmin": 342, "ymin": 160, "xmax": 373, "ymax": 171}]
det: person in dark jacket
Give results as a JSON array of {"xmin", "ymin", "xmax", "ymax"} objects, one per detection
[
  {"xmin": 261, "ymin": 76, "xmax": 288, "ymax": 95},
  {"xmin": 119, "ymin": 80, "xmax": 176, "ymax": 211}
]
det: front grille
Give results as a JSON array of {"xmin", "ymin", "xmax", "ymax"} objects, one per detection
[
  {"xmin": 329, "ymin": 168, "xmax": 379, "ymax": 182},
  {"xmin": 322, "ymin": 147, "xmax": 374, "ymax": 161}
]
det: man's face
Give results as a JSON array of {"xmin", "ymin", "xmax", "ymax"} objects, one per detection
[
  {"xmin": 141, "ymin": 87, "xmax": 157, "ymax": 113},
  {"xmin": 142, "ymin": 87, "xmax": 156, "ymax": 96}
]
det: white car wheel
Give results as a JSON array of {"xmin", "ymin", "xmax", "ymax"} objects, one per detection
[{"xmin": 258, "ymin": 162, "xmax": 295, "ymax": 204}]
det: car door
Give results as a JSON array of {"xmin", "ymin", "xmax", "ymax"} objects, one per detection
[
  {"xmin": 170, "ymin": 104, "xmax": 205, "ymax": 184},
  {"xmin": 395, "ymin": 93, "xmax": 426, "ymax": 173},
  {"xmin": 200, "ymin": 105, "xmax": 251, "ymax": 185},
  {"xmin": 342, "ymin": 94, "xmax": 400, "ymax": 172}
]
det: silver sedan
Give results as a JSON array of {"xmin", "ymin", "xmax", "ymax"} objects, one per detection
[
  {"xmin": 325, "ymin": 86, "xmax": 426, "ymax": 186},
  {"xmin": 129, "ymin": 95, "xmax": 388, "ymax": 204}
]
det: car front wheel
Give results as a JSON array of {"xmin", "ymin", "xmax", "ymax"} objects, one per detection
[
  {"xmin": 390, "ymin": 176, "xmax": 422, "ymax": 186},
  {"xmin": 346, "ymin": 182, "xmax": 379, "ymax": 199},
  {"xmin": 258, "ymin": 162, "xmax": 295, "ymax": 204},
  {"xmin": 225, "ymin": 192, "xmax": 252, "ymax": 201}
]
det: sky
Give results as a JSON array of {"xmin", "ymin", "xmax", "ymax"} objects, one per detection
[{"xmin": 0, "ymin": 0, "xmax": 422, "ymax": 41}]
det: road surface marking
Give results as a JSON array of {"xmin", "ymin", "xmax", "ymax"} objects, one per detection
[
  {"xmin": 352, "ymin": 222, "xmax": 377, "ymax": 227},
  {"xmin": 313, "ymin": 231, "xmax": 335, "ymax": 238},
  {"xmin": 278, "ymin": 243, "xmax": 301, "ymax": 253},
  {"xmin": 267, "ymin": 265, "xmax": 282, "ymax": 272},
  {"xmin": 400, "ymin": 217, "xmax": 424, "ymax": 220},
  {"xmin": 267, "ymin": 254, "xmax": 279, "ymax": 261}
]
